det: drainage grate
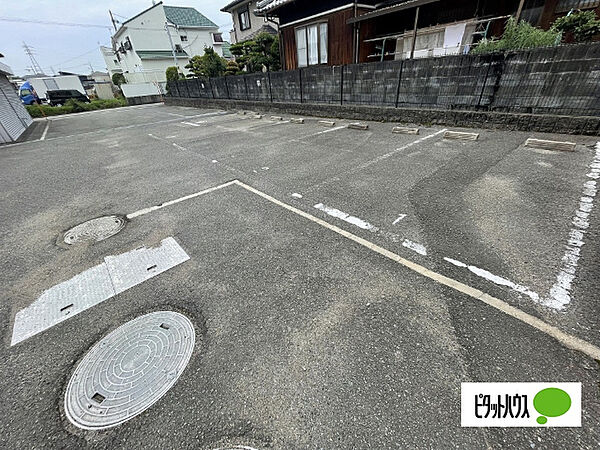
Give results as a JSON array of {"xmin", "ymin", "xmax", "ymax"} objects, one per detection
[
  {"xmin": 64, "ymin": 311, "xmax": 195, "ymax": 430},
  {"xmin": 63, "ymin": 216, "xmax": 126, "ymax": 245}
]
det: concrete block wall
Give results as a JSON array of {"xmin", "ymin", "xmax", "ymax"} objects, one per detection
[
  {"xmin": 270, "ymin": 70, "xmax": 302, "ymax": 103},
  {"xmin": 343, "ymin": 61, "xmax": 400, "ymax": 106},
  {"xmin": 493, "ymin": 44, "xmax": 600, "ymax": 115},
  {"xmin": 301, "ymin": 65, "xmax": 342, "ymax": 104},
  {"xmin": 167, "ymin": 42, "xmax": 600, "ymax": 118}
]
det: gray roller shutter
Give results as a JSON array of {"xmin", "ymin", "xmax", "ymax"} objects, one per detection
[{"xmin": 0, "ymin": 74, "xmax": 32, "ymax": 143}]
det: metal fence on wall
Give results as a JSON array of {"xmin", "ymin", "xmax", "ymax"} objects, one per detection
[{"xmin": 168, "ymin": 42, "xmax": 600, "ymax": 117}]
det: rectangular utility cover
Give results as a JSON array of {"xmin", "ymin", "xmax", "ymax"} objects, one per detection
[
  {"xmin": 11, "ymin": 237, "xmax": 189, "ymax": 346},
  {"xmin": 11, "ymin": 264, "xmax": 114, "ymax": 345},
  {"xmin": 104, "ymin": 237, "xmax": 190, "ymax": 294}
]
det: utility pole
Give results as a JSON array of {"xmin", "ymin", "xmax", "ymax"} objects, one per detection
[
  {"xmin": 22, "ymin": 42, "xmax": 44, "ymax": 75},
  {"xmin": 109, "ymin": 10, "xmax": 118, "ymax": 32},
  {"xmin": 410, "ymin": 7, "xmax": 420, "ymax": 60},
  {"xmin": 515, "ymin": 0, "xmax": 526, "ymax": 22},
  {"xmin": 165, "ymin": 22, "xmax": 179, "ymax": 70}
]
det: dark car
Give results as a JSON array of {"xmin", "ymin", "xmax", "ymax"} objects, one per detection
[{"xmin": 47, "ymin": 89, "xmax": 90, "ymax": 106}]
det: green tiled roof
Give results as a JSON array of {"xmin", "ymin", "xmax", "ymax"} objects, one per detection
[
  {"xmin": 136, "ymin": 50, "xmax": 188, "ymax": 60},
  {"xmin": 222, "ymin": 42, "xmax": 232, "ymax": 58},
  {"xmin": 164, "ymin": 5, "xmax": 218, "ymax": 28}
]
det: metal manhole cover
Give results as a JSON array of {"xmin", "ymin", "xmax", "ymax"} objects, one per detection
[
  {"xmin": 63, "ymin": 215, "xmax": 126, "ymax": 245},
  {"xmin": 64, "ymin": 311, "xmax": 195, "ymax": 430}
]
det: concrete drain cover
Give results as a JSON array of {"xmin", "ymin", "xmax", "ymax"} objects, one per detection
[
  {"xmin": 64, "ymin": 311, "xmax": 195, "ymax": 430},
  {"xmin": 63, "ymin": 215, "xmax": 126, "ymax": 245}
]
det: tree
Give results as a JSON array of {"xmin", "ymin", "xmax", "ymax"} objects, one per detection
[
  {"xmin": 224, "ymin": 60, "xmax": 241, "ymax": 76},
  {"xmin": 112, "ymin": 73, "xmax": 126, "ymax": 86},
  {"xmin": 166, "ymin": 66, "xmax": 183, "ymax": 82},
  {"xmin": 230, "ymin": 32, "xmax": 281, "ymax": 73},
  {"xmin": 230, "ymin": 40, "xmax": 256, "ymax": 72},
  {"xmin": 552, "ymin": 10, "xmax": 600, "ymax": 42},
  {"xmin": 185, "ymin": 47, "xmax": 226, "ymax": 78},
  {"xmin": 472, "ymin": 17, "xmax": 560, "ymax": 54}
]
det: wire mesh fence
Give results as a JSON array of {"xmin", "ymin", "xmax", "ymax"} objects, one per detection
[{"xmin": 169, "ymin": 42, "xmax": 600, "ymax": 117}]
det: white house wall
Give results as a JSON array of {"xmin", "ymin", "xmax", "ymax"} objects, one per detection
[{"xmin": 113, "ymin": 4, "xmax": 223, "ymax": 83}]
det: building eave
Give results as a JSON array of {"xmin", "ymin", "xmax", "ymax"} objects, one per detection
[{"xmin": 221, "ymin": 0, "xmax": 252, "ymax": 13}]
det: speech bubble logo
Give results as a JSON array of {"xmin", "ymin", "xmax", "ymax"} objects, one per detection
[{"xmin": 533, "ymin": 388, "xmax": 571, "ymax": 424}]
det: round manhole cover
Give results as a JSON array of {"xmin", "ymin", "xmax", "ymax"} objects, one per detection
[
  {"xmin": 64, "ymin": 311, "xmax": 195, "ymax": 430},
  {"xmin": 63, "ymin": 215, "xmax": 126, "ymax": 245}
]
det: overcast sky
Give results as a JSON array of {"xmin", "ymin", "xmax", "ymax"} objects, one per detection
[{"xmin": 0, "ymin": 0, "xmax": 233, "ymax": 77}]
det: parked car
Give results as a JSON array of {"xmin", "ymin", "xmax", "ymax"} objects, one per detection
[
  {"xmin": 19, "ymin": 81, "xmax": 40, "ymax": 105},
  {"xmin": 47, "ymin": 89, "xmax": 90, "ymax": 106}
]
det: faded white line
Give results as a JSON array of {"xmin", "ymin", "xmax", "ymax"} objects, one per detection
[
  {"xmin": 291, "ymin": 193, "xmax": 303, "ymax": 199},
  {"xmin": 402, "ymin": 239, "xmax": 427, "ymax": 255},
  {"xmin": 444, "ymin": 257, "xmax": 539, "ymax": 302},
  {"xmin": 314, "ymin": 203, "xmax": 379, "ymax": 232},
  {"xmin": 126, "ymin": 180, "xmax": 237, "ymax": 219},
  {"xmin": 313, "ymin": 125, "xmax": 346, "ymax": 135},
  {"xmin": 181, "ymin": 121, "xmax": 201, "ymax": 127},
  {"xmin": 305, "ymin": 129, "xmax": 447, "ymax": 193},
  {"xmin": 39, "ymin": 121, "xmax": 50, "ymax": 141},
  {"xmin": 393, "ymin": 214, "xmax": 407, "ymax": 225},
  {"xmin": 11, "ymin": 237, "xmax": 189, "ymax": 346},
  {"xmin": 546, "ymin": 142, "xmax": 600, "ymax": 309},
  {"xmin": 233, "ymin": 180, "xmax": 600, "ymax": 361}
]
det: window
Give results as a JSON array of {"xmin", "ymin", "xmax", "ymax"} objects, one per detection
[
  {"xmin": 295, "ymin": 22, "xmax": 328, "ymax": 67},
  {"xmin": 180, "ymin": 35, "xmax": 188, "ymax": 42},
  {"xmin": 555, "ymin": 0, "xmax": 600, "ymax": 12},
  {"xmin": 44, "ymin": 79, "xmax": 59, "ymax": 90},
  {"xmin": 175, "ymin": 44, "xmax": 183, "ymax": 52},
  {"xmin": 212, "ymin": 32, "xmax": 224, "ymax": 43},
  {"xmin": 239, "ymin": 8, "xmax": 251, "ymax": 31}
]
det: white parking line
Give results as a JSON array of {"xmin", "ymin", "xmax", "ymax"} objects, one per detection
[
  {"xmin": 126, "ymin": 180, "xmax": 237, "ymax": 219},
  {"xmin": 546, "ymin": 142, "xmax": 600, "ymax": 309},
  {"xmin": 314, "ymin": 203, "xmax": 379, "ymax": 232},
  {"xmin": 313, "ymin": 125, "xmax": 346, "ymax": 135},
  {"xmin": 118, "ymin": 178, "xmax": 600, "ymax": 360},
  {"xmin": 402, "ymin": 239, "xmax": 427, "ymax": 255},
  {"xmin": 39, "ymin": 121, "xmax": 49, "ymax": 141},
  {"xmin": 444, "ymin": 257, "xmax": 539, "ymax": 302},
  {"xmin": 392, "ymin": 214, "xmax": 407, "ymax": 224},
  {"xmin": 233, "ymin": 180, "xmax": 600, "ymax": 361}
]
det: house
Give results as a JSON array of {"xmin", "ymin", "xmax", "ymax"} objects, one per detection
[
  {"xmin": 0, "ymin": 55, "xmax": 32, "ymax": 144},
  {"xmin": 100, "ymin": 46, "xmax": 123, "ymax": 78},
  {"xmin": 102, "ymin": 2, "xmax": 226, "ymax": 83},
  {"xmin": 221, "ymin": 0, "xmax": 278, "ymax": 44},
  {"xmin": 255, "ymin": 0, "xmax": 599, "ymax": 70}
]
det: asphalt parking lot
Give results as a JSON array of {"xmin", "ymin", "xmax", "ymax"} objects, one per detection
[{"xmin": 1, "ymin": 103, "xmax": 599, "ymax": 449}]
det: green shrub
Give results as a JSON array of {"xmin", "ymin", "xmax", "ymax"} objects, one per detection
[
  {"xmin": 166, "ymin": 66, "xmax": 183, "ymax": 82},
  {"xmin": 472, "ymin": 18, "xmax": 561, "ymax": 54},
  {"xmin": 185, "ymin": 48, "xmax": 227, "ymax": 77},
  {"xmin": 552, "ymin": 10, "xmax": 600, "ymax": 42},
  {"xmin": 112, "ymin": 72, "xmax": 126, "ymax": 86},
  {"xmin": 25, "ymin": 98, "xmax": 126, "ymax": 118}
]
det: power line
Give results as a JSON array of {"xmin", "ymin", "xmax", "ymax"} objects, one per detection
[
  {"xmin": 0, "ymin": 16, "xmax": 112, "ymax": 29},
  {"xmin": 1, "ymin": 16, "xmax": 231, "ymax": 33}
]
